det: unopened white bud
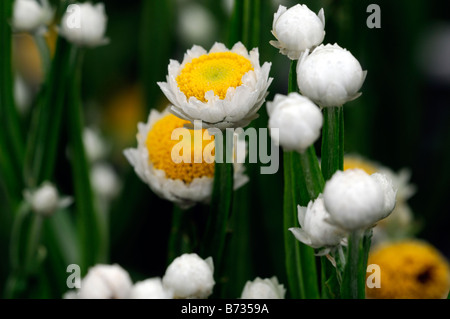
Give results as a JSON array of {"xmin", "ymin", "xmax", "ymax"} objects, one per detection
[
  {"xmin": 162, "ymin": 253, "xmax": 215, "ymax": 299},
  {"xmin": 78, "ymin": 264, "xmax": 132, "ymax": 299},
  {"xmin": 240, "ymin": 277, "xmax": 286, "ymax": 299},
  {"xmin": 267, "ymin": 92, "xmax": 323, "ymax": 153},
  {"xmin": 297, "ymin": 44, "xmax": 367, "ymax": 107},
  {"xmin": 128, "ymin": 278, "xmax": 173, "ymax": 299},
  {"xmin": 12, "ymin": 0, "xmax": 53, "ymax": 34},
  {"xmin": 270, "ymin": 4, "xmax": 325, "ymax": 60}
]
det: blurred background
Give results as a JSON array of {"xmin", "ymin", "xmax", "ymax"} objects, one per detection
[{"xmin": 1, "ymin": 0, "xmax": 450, "ymax": 298}]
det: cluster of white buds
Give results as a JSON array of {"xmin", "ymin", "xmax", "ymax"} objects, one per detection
[{"xmin": 63, "ymin": 253, "xmax": 215, "ymax": 299}]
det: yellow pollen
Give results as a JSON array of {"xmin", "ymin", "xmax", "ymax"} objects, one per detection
[
  {"xmin": 344, "ymin": 156, "xmax": 378, "ymax": 175},
  {"xmin": 366, "ymin": 240, "xmax": 450, "ymax": 299},
  {"xmin": 176, "ymin": 52, "xmax": 253, "ymax": 102},
  {"xmin": 146, "ymin": 114, "xmax": 215, "ymax": 184}
]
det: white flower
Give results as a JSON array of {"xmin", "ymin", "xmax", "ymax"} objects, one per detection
[
  {"xmin": 323, "ymin": 169, "xmax": 397, "ymax": 231},
  {"xmin": 123, "ymin": 108, "xmax": 248, "ymax": 209},
  {"xmin": 178, "ymin": 3, "xmax": 217, "ymax": 45},
  {"xmin": 59, "ymin": 2, "xmax": 108, "ymax": 47},
  {"xmin": 128, "ymin": 278, "xmax": 173, "ymax": 299},
  {"xmin": 158, "ymin": 42, "xmax": 272, "ymax": 129},
  {"xmin": 12, "ymin": 0, "xmax": 53, "ymax": 34},
  {"xmin": 162, "ymin": 253, "xmax": 215, "ymax": 299},
  {"xmin": 24, "ymin": 181, "xmax": 72, "ymax": 216},
  {"xmin": 240, "ymin": 277, "xmax": 286, "ymax": 299},
  {"xmin": 77, "ymin": 264, "xmax": 132, "ymax": 299},
  {"xmin": 289, "ymin": 195, "xmax": 347, "ymax": 254},
  {"xmin": 83, "ymin": 128, "xmax": 110, "ymax": 163},
  {"xmin": 270, "ymin": 4, "xmax": 325, "ymax": 60},
  {"xmin": 267, "ymin": 92, "xmax": 323, "ymax": 153},
  {"xmin": 90, "ymin": 163, "xmax": 121, "ymax": 200},
  {"xmin": 297, "ymin": 43, "xmax": 367, "ymax": 107}
]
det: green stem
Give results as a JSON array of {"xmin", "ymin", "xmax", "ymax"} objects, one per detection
[
  {"xmin": 68, "ymin": 49, "xmax": 106, "ymax": 272},
  {"xmin": 321, "ymin": 106, "xmax": 344, "ymax": 181},
  {"xmin": 341, "ymin": 230, "xmax": 367, "ymax": 299},
  {"xmin": 0, "ymin": 0, "xmax": 24, "ymax": 205},
  {"xmin": 201, "ymin": 134, "xmax": 234, "ymax": 267},
  {"xmin": 282, "ymin": 60, "xmax": 321, "ymax": 299},
  {"xmin": 167, "ymin": 205, "xmax": 190, "ymax": 264}
]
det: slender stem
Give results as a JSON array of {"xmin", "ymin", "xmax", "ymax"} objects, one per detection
[
  {"xmin": 341, "ymin": 230, "xmax": 366, "ymax": 299},
  {"xmin": 167, "ymin": 205, "xmax": 187, "ymax": 264},
  {"xmin": 321, "ymin": 106, "xmax": 343, "ymax": 181},
  {"xmin": 201, "ymin": 135, "xmax": 234, "ymax": 267},
  {"xmin": 68, "ymin": 49, "xmax": 107, "ymax": 271}
]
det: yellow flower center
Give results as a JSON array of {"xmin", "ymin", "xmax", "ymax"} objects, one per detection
[
  {"xmin": 344, "ymin": 156, "xmax": 377, "ymax": 175},
  {"xmin": 146, "ymin": 114, "xmax": 215, "ymax": 184},
  {"xmin": 366, "ymin": 240, "xmax": 450, "ymax": 299},
  {"xmin": 176, "ymin": 52, "xmax": 253, "ymax": 102}
]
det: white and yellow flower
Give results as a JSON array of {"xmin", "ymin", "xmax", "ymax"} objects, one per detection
[
  {"xmin": 158, "ymin": 42, "xmax": 272, "ymax": 129},
  {"xmin": 123, "ymin": 108, "xmax": 248, "ymax": 209}
]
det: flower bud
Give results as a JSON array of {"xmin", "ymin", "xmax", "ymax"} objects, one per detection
[
  {"xmin": 240, "ymin": 277, "xmax": 286, "ymax": 299},
  {"xmin": 270, "ymin": 4, "xmax": 325, "ymax": 60},
  {"xmin": 12, "ymin": 0, "xmax": 53, "ymax": 34},
  {"xmin": 289, "ymin": 195, "xmax": 347, "ymax": 253},
  {"xmin": 78, "ymin": 264, "xmax": 132, "ymax": 299},
  {"xmin": 128, "ymin": 278, "xmax": 173, "ymax": 299},
  {"xmin": 267, "ymin": 92, "xmax": 323, "ymax": 153},
  {"xmin": 297, "ymin": 44, "xmax": 367, "ymax": 107},
  {"xmin": 162, "ymin": 253, "xmax": 215, "ymax": 299},
  {"xmin": 59, "ymin": 2, "xmax": 108, "ymax": 47},
  {"xmin": 24, "ymin": 181, "xmax": 72, "ymax": 216},
  {"xmin": 323, "ymin": 169, "xmax": 397, "ymax": 231}
]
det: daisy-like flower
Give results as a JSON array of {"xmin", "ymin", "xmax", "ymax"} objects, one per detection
[
  {"xmin": 289, "ymin": 195, "xmax": 347, "ymax": 255},
  {"xmin": 270, "ymin": 4, "xmax": 325, "ymax": 60},
  {"xmin": 240, "ymin": 277, "xmax": 286, "ymax": 299},
  {"xmin": 267, "ymin": 92, "xmax": 323, "ymax": 153},
  {"xmin": 366, "ymin": 240, "xmax": 450, "ymax": 299},
  {"xmin": 158, "ymin": 42, "xmax": 272, "ymax": 129},
  {"xmin": 12, "ymin": 0, "xmax": 53, "ymax": 34},
  {"xmin": 297, "ymin": 43, "xmax": 367, "ymax": 107},
  {"xmin": 162, "ymin": 253, "xmax": 215, "ymax": 299},
  {"xmin": 124, "ymin": 108, "xmax": 248, "ymax": 209},
  {"xmin": 59, "ymin": 2, "xmax": 109, "ymax": 48},
  {"xmin": 323, "ymin": 169, "xmax": 397, "ymax": 232},
  {"xmin": 24, "ymin": 181, "xmax": 72, "ymax": 216}
]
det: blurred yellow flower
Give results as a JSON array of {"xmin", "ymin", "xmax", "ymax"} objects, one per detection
[{"xmin": 366, "ymin": 240, "xmax": 450, "ymax": 299}]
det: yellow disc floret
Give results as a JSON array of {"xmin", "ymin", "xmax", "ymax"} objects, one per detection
[
  {"xmin": 344, "ymin": 156, "xmax": 377, "ymax": 175},
  {"xmin": 146, "ymin": 114, "xmax": 215, "ymax": 184},
  {"xmin": 366, "ymin": 240, "xmax": 450, "ymax": 299},
  {"xmin": 176, "ymin": 52, "xmax": 253, "ymax": 102}
]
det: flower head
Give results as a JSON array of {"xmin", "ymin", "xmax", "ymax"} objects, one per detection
[
  {"xmin": 128, "ymin": 278, "xmax": 173, "ymax": 299},
  {"xmin": 240, "ymin": 277, "xmax": 286, "ymax": 299},
  {"xmin": 366, "ymin": 240, "xmax": 450, "ymax": 299},
  {"xmin": 270, "ymin": 4, "xmax": 325, "ymax": 60},
  {"xmin": 124, "ymin": 108, "xmax": 248, "ymax": 209},
  {"xmin": 289, "ymin": 195, "xmax": 347, "ymax": 255},
  {"xmin": 267, "ymin": 92, "xmax": 323, "ymax": 153},
  {"xmin": 12, "ymin": 0, "xmax": 53, "ymax": 34},
  {"xmin": 297, "ymin": 43, "xmax": 367, "ymax": 107},
  {"xmin": 323, "ymin": 169, "xmax": 397, "ymax": 231},
  {"xmin": 59, "ymin": 2, "xmax": 108, "ymax": 47},
  {"xmin": 162, "ymin": 253, "xmax": 215, "ymax": 299},
  {"xmin": 24, "ymin": 181, "xmax": 72, "ymax": 216},
  {"xmin": 158, "ymin": 42, "xmax": 272, "ymax": 129},
  {"xmin": 344, "ymin": 154, "xmax": 417, "ymax": 243},
  {"xmin": 77, "ymin": 264, "xmax": 133, "ymax": 299}
]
